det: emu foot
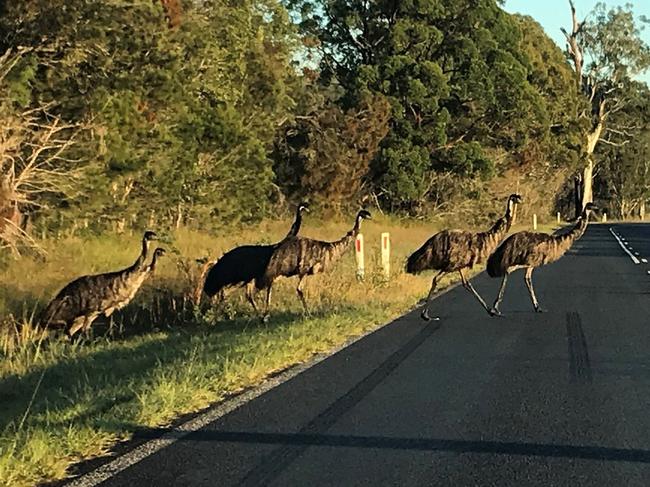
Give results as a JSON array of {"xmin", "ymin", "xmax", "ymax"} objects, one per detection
[
  {"xmin": 420, "ymin": 308, "xmax": 440, "ymax": 321},
  {"xmin": 488, "ymin": 307, "xmax": 503, "ymax": 317}
]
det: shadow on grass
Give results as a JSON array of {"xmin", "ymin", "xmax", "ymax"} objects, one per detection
[{"xmin": 0, "ymin": 301, "xmax": 361, "ymax": 438}]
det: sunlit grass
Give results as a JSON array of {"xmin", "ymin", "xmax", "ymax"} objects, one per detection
[{"xmin": 0, "ymin": 214, "xmax": 552, "ymax": 486}]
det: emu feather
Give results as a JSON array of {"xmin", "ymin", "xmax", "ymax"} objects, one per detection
[
  {"xmin": 486, "ymin": 203, "xmax": 597, "ymax": 314},
  {"xmin": 257, "ymin": 210, "xmax": 372, "ymax": 320},
  {"xmin": 202, "ymin": 203, "xmax": 309, "ymax": 314},
  {"xmin": 406, "ymin": 194, "xmax": 522, "ymax": 320},
  {"xmin": 40, "ymin": 233, "xmax": 163, "ymax": 337}
]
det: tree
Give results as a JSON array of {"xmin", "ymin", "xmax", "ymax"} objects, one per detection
[
  {"xmin": 274, "ymin": 91, "xmax": 390, "ymax": 211},
  {"xmin": 562, "ymin": 0, "xmax": 650, "ymax": 215},
  {"xmin": 0, "ymin": 49, "xmax": 77, "ymax": 254},
  {"xmin": 286, "ymin": 0, "xmax": 582, "ymax": 213},
  {"xmin": 0, "ymin": 0, "xmax": 299, "ymax": 228},
  {"xmin": 597, "ymin": 80, "xmax": 650, "ymax": 218}
]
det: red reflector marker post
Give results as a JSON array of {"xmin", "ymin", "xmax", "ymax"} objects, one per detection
[
  {"xmin": 355, "ymin": 233, "xmax": 365, "ymax": 280},
  {"xmin": 381, "ymin": 232, "xmax": 390, "ymax": 280}
]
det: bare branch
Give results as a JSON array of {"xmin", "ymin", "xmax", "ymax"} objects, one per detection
[
  {"xmin": 563, "ymin": 0, "xmax": 585, "ymax": 88},
  {"xmin": 598, "ymin": 137, "xmax": 630, "ymax": 147},
  {"xmin": 0, "ymin": 50, "xmax": 81, "ymax": 255}
]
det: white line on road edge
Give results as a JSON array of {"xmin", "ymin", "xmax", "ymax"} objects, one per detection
[
  {"xmin": 609, "ymin": 227, "xmax": 640, "ymax": 264},
  {"xmin": 642, "ymin": 258, "xmax": 648, "ymax": 263},
  {"xmin": 64, "ymin": 280, "xmax": 465, "ymax": 487}
]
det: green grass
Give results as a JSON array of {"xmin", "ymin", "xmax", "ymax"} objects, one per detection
[{"xmin": 0, "ymin": 215, "xmax": 555, "ymax": 486}]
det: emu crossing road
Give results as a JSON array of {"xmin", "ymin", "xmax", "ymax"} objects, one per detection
[{"xmin": 68, "ymin": 224, "xmax": 650, "ymax": 487}]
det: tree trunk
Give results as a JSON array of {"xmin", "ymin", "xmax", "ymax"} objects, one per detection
[
  {"xmin": 581, "ymin": 158, "xmax": 594, "ymax": 207},
  {"xmin": 563, "ymin": 2, "xmax": 607, "ymax": 217},
  {"xmin": 574, "ymin": 174, "xmax": 582, "ymax": 219},
  {"xmin": 641, "ymin": 200, "xmax": 646, "ymax": 220},
  {"xmin": 581, "ymin": 119, "xmax": 604, "ymax": 210}
]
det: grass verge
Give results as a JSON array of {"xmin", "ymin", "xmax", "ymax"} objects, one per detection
[{"xmin": 0, "ymin": 215, "xmax": 558, "ymax": 486}]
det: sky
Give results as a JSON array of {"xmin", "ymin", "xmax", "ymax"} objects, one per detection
[{"xmin": 503, "ymin": 0, "xmax": 650, "ymax": 83}]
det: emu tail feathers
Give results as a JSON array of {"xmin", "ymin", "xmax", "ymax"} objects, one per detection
[
  {"xmin": 406, "ymin": 245, "xmax": 429, "ymax": 274},
  {"xmin": 202, "ymin": 263, "xmax": 223, "ymax": 297},
  {"xmin": 39, "ymin": 295, "xmax": 69, "ymax": 328},
  {"xmin": 486, "ymin": 242, "xmax": 508, "ymax": 277}
]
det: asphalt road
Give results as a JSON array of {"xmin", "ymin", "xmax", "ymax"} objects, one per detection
[{"xmin": 83, "ymin": 223, "xmax": 650, "ymax": 486}]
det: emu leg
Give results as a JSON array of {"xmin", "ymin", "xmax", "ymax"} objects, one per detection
[
  {"xmin": 421, "ymin": 270, "xmax": 445, "ymax": 321},
  {"xmin": 207, "ymin": 289, "xmax": 230, "ymax": 319},
  {"xmin": 524, "ymin": 267, "xmax": 544, "ymax": 312},
  {"xmin": 261, "ymin": 285, "xmax": 273, "ymax": 323},
  {"xmin": 458, "ymin": 269, "xmax": 491, "ymax": 314},
  {"xmin": 296, "ymin": 275, "xmax": 308, "ymax": 313},
  {"xmin": 211, "ymin": 289, "xmax": 226, "ymax": 307},
  {"xmin": 67, "ymin": 316, "xmax": 87, "ymax": 338},
  {"xmin": 490, "ymin": 274, "xmax": 509, "ymax": 316},
  {"xmin": 244, "ymin": 282, "xmax": 259, "ymax": 314},
  {"xmin": 82, "ymin": 313, "xmax": 99, "ymax": 332}
]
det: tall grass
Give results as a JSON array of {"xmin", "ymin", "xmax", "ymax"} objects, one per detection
[
  {"xmin": 0, "ymin": 214, "xmax": 553, "ymax": 486},
  {"xmin": 0, "ymin": 214, "xmax": 447, "ymax": 486}
]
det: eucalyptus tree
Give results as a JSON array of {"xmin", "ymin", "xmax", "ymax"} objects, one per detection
[{"xmin": 562, "ymin": 0, "xmax": 650, "ymax": 214}]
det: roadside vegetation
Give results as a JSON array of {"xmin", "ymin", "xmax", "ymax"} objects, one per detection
[
  {"xmin": 0, "ymin": 215, "xmax": 439, "ymax": 486},
  {"xmin": 1, "ymin": 0, "xmax": 648, "ymax": 485},
  {"xmin": 0, "ymin": 213, "xmax": 561, "ymax": 486}
]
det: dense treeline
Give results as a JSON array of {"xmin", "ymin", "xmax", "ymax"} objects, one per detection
[{"xmin": 0, "ymin": 0, "xmax": 648, "ymax": 248}]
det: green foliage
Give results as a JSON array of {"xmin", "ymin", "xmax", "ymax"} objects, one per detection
[
  {"xmin": 567, "ymin": 2, "xmax": 650, "ymax": 211},
  {"xmin": 513, "ymin": 15, "xmax": 587, "ymax": 170},
  {"xmin": 582, "ymin": 3, "xmax": 650, "ymax": 83},
  {"xmin": 0, "ymin": 0, "xmax": 642, "ymax": 227},
  {"xmin": 597, "ymin": 81, "xmax": 650, "ymax": 217},
  {"xmin": 0, "ymin": 0, "xmax": 298, "ymax": 228},
  {"xmin": 287, "ymin": 0, "xmax": 584, "ymax": 213},
  {"xmin": 274, "ymin": 90, "xmax": 390, "ymax": 211}
]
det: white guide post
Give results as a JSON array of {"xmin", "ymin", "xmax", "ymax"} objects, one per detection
[
  {"xmin": 355, "ymin": 234, "xmax": 365, "ymax": 280},
  {"xmin": 602, "ymin": 212, "xmax": 607, "ymax": 223},
  {"xmin": 557, "ymin": 212, "xmax": 560, "ymax": 224},
  {"xmin": 381, "ymin": 232, "xmax": 390, "ymax": 280},
  {"xmin": 533, "ymin": 214, "xmax": 538, "ymax": 230}
]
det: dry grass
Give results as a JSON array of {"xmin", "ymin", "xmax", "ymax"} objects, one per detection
[{"xmin": 0, "ymin": 213, "xmax": 555, "ymax": 486}]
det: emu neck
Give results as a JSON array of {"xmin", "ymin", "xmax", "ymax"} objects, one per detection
[
  {"xmin": 148, "ymin": 254, "xmax": 159, "ymax": 273},
  {"xmin": 286, "ymin": 209, "xmax": 303, "ymax": 238},
  {"xmin": 480, "ymin": 203, "xmax": 514, "ymax": 242},
  {"xmin": 133, "ymin": 238, "xmax": 150, "ymax": 271},
  {"xmin": 352, "ymin": 214, "xmax": 366, "ymax": 236},
  {"xmin": 554, "ymin": 213, "xmax": 589, "ymax": 255},
  {"xmin": 554, "ymin": 213, "xmax": 590, "ymax": 251},
  {"xmin": 327, "ymin": 216, "xmax": 363, "ymax": 258}
]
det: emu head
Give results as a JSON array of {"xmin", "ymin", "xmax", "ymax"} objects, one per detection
[
  {"xmin": 298, "ymin": 202, "xmax": 310, "ymax": 213},
  {"xmin": 149, "ymin": 247, "xmax": 166, "ymax": 272},
  {"xmin": 358, "ymin": 209, "xmax": 372, "ymax": 220},
  {"xmin": 583, "ymin": 202, "xmax": 598, "ymax": 218},
  {"xmin": 143, "ymin": 230, "xmax": 158, "ymax": 242},
  {"xmin": 509, "ymin": 194, "xmax": 523, "ymax": 205},
  {"xmin": 352, "ymin": 209, "xmax": 372, "ymax": 233},
  {"xmin": 506, "ymin": 194, "xmax": 523, "ymax": 223}
]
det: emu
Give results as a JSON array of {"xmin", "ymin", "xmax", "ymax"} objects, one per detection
[
  {"xmin": 486, "ymin": 203, "xmax": 597, "ymax": 315},
  {"xmin": 406, "ymin": 194, "xmax": 522, "ymax": 320},
  {"xmin": 257, "ymin": 209, "xmax": 371, "ymax": 320},
  {"xmin": 40, "ymin": 231, "xmax": 162, "ymax": 337},
  {"xmin": 202, "ymin": 202, "xmax": 309, "ymax": 313}
]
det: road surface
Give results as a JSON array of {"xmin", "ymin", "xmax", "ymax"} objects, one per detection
[{"xmin": 73, "ymin": 223, "xmax": 650, "ymax": 486}]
